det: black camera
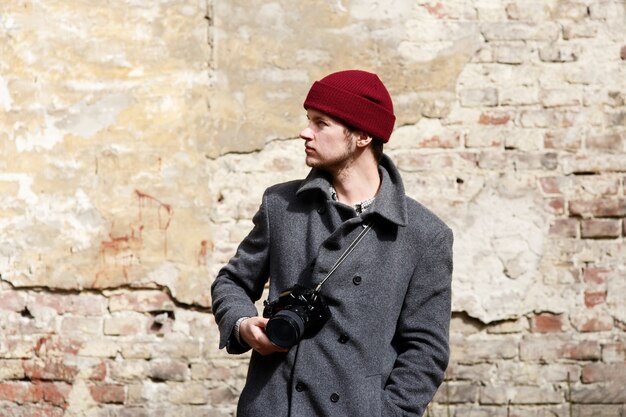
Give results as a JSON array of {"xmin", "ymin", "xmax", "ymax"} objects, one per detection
[{"xmin": 263, "ymin": 285, "xmax": 330, "ymax": 349}]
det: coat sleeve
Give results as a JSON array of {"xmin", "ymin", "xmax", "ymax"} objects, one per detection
[
  {"xmin": 382, "ymin": 227, "xmax": 453, "ymax": 417},
  {"xmin": 210, "ymin": 191, "xmax": 271, "ymax": 354}
]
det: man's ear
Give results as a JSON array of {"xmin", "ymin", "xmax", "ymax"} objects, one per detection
[{"xmin": 355, "ymin": 132, "xmax": 373, "ymax": 148}]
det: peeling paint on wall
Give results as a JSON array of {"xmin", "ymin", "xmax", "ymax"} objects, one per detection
[{"xmin": 0, "ymin": 0, "xmax": 625, "ymax": 414}]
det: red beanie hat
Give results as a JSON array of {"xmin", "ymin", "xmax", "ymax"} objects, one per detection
[{"xmin": 303, "ymin": 70, "xmax": 396, "ymax": 143}]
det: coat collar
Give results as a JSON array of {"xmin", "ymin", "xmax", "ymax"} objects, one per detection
[{"xmin": 296, "ymin": 154, "xmax": 408, "ymax": 227}]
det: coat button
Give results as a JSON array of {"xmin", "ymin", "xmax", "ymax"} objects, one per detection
[
  {"xmin": 352, "ymin": 275, "xmax": 362, "ymax": 285},
  {"xmin": 330, "ymin": 393, "xmax": 340, "ymax": 402},
  {"xmin": 338, "ymin": 334, "xmax": 349, "ymax": 344},
  {"xmin": 295, "ymin": 382, "xmax": 306, "ymax": 392}
]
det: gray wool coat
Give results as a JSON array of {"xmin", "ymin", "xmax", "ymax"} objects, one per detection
[{"xmin": 211, "ymin": 155, "xmax": 453, "ymax": 417}]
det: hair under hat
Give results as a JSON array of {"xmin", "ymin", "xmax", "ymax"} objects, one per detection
[{"xmin": 303, "ymin": 70, "xmax": 396, "ymax": 143}]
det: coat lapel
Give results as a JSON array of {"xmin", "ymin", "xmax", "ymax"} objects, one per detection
[{"xmin": 295, "ymin": 154, "xmax": 408, "ymax": 227}]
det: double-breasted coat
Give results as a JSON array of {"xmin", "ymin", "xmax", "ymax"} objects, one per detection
[{"xmin": 211, "ymin": 155, "xmax": 453, "ymax": 417}]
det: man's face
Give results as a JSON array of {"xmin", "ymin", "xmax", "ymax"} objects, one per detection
[{"xmin": 299, "ymin": 109, "xmax": 356, "ymax": 172}]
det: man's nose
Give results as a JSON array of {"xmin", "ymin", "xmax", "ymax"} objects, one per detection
[{"xmin": 299, "ymin": 126, "xmax": 313, "ymax": 140}]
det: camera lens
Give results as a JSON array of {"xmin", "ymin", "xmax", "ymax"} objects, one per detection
[{"xmin": 266, "ymin": 309, "xmax": 305, "ymax": 348}]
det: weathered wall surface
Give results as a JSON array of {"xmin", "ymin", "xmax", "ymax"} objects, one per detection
[{"xmin": 0, "ymin": 0, "xmax": 625, "ymax": 416}]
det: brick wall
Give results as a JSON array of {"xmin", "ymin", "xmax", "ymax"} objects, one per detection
[{"xmin": 1, "ymin": 0, "xmax": 625, "ymax": 416}]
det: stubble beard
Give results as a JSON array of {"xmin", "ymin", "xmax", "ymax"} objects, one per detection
[{"xmin": 305, "ymin": 135, "xmax": 356, "ymax": 173}]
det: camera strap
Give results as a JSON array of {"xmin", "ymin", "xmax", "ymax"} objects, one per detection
[{"xmin": 312, "ymin": 222, "xmax": 373, "ymax": 298}]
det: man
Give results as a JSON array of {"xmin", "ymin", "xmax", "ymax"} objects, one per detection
[{"xmin": 211, "ymin": 69, "xmax": 453, "ymax": 417}]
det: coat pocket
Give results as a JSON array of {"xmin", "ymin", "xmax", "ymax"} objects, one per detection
[{"xmin": 362, "ymin": 374, "xmax": 382, "ymax": 417}]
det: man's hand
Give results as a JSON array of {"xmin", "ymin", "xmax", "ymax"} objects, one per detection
[{"xmin": 239, "ymin": 317, "xmax": 289, "ymax": 355}]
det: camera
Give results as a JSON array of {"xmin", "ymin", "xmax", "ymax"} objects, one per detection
[{"xmin": 263, "ymin": 285, "xmax": 330, "ymax": 349}]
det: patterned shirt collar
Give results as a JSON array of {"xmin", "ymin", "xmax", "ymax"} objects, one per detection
[
  {"xmin": 329, "ymin": 185, "xmax": 376, "ymax": 215},
  {"xmin": 296, "ymin": 154, "xmax": 409, "ymax": 226}
]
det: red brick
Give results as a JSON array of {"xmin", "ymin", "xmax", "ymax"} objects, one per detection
[
  {"xmin": 479, "ymin": 112, "xmax": 511, "ymax": 125},
  {"xmin": 580, "ymin": 317, "xmax": 614, "ymax": 332},
  {"xmin": 549, "ymin": 218, "xmax": 578, "ymax": 238},
  {"xmin": 26, "ymin": 296, "xmax": 61, "ymax": 315},
  {"xmin": 569, "ymin": 198, "xmax": 626, "ymax": 218},
  {"xmin": 104, "ymin": 312, "xmax": 147, "ymax": 336},
  {"xmin": 88, "ymin": 361, "xmax": 107, "ymax": 381},
  {"xmin": 571, "ymin": 311, "xmax": 614, "ymax": 332},
  {"xmin": 584, "ymin": 290, "xmax": 607, "ymax": 308},
  {"xmin": 0, "ymin": 382, "xmax": 43, "ymax": 403},
  {"xmin": 530, "ymin": 313, "xmax": 565, "ymax": 333},
  {"xmin": 33, "ymin": 335, "xmax": 82, "ymax": 357},
  {"xmin": 546, "ymin": 198, "xmax": 565, "ymax": 215},
  {"xmin": 23, "ymin": 359, "xmax": 79, "ymax": 382},
  {"xmin": 580, "ymin": 219, "xmax": 621, "ymax": 238},
  {"xmin": 416, "ymin": 133, "xmax": 461, "ymax": 149},
  {"xmin": 583, "ymin": 266, "xmax": 612, "ymax": 285},
  {"xmin": 39, "ymin": 382, "xmax": 71, "ymax": 408},
  {"xmin": 582, "ymin": 363, "xmax": 626, "ymax": 384},
  {"xmin": 521, "ymin": 336, "xmax": 600, "ymax": 361},
  {"xmin": 559, "ymin": 342, "xmax": 601, "ymax": 360},
  {"xmin": 89, "ymin": 383, "xmax": 126, "ymax": 404}
]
